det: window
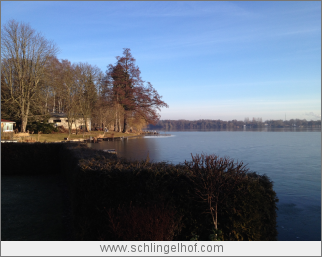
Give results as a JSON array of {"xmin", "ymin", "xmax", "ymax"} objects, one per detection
[
  {"xmin": 53, "ymin": 119, "xmax": 61, "ymax": 123},
  {"xmin": 3, "ymin": 123, "xmax": 13, "ymax": 131}
]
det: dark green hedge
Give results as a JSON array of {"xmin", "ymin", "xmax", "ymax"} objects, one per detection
[
  {"xmin": 26, "ymin": 121, "xmax": 58, "ymax": 134},
  {"xmin": 1, "ymin": 143, "xmax": 278, "ymax": 241},
  {"xmin": 58, "ymin": 144, "xmax": 278, "ymax": 241}
]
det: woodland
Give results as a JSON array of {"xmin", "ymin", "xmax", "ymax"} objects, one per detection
[{"xmin": 1, "ymin": 20, "xmax": 168, "ymax": 134}]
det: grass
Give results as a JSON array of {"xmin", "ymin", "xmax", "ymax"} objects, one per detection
[{"xmin": 15, "ymin": 131, "xmax": 142, "ymax": 143}]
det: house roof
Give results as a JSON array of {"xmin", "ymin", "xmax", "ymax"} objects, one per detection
[
  {"xmin": 49, "ymin": 113, "xmax": 68, "ymax": 118},
  {"xmin": 49, "ymin": 113, "xmax": 91, "ymax": 119},
  {"xmin": 1, "ymin": 119, "xmax": 16, "ymax": 123}
]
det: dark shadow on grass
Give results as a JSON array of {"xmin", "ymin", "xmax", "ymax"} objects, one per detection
[{"xmin": 1, "ymin": 174, "xmax": 74, "ymax": 241}]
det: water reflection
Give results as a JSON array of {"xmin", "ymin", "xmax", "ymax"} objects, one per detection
[{"xmin": 88, "ymin": 136, "xmax": 161, "ymax": 162}]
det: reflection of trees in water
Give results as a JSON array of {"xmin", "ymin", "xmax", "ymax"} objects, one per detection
[{"xmin": 89, "ymin": 138, "xmax": 158, "ymax": 162}]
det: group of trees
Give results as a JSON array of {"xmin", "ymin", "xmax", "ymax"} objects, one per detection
[
  {"xmin": 148, "ymin": 118, "xmax": 321, "ymax": 130},
  {"xmin": 1, "ymin": 20, "xmax": 168, "ymax": 133},
  {"xmin": 102, "ymin": 48, "xmax": 168, "ymax": 133}
]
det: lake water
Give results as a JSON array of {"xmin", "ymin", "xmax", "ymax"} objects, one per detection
[{"xmin": 88, "ymin": 129, "xmax": 321, "ymax": 241}]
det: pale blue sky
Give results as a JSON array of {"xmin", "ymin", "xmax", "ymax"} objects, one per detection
[{"xmin": 1, "ymin": 1, "xmax": 321, "ymax": 121}]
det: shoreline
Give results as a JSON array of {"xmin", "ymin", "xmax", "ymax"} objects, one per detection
[{"xmin": 5, "ymin": 131, "xmax": 146, "ymax": 143}]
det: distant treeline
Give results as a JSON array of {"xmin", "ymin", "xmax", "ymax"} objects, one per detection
[{"xmin": 147, "ymin": 118, "xmax": 321, "ymax": 130}]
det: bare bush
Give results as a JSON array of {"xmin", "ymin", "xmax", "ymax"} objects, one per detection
[{"xmin": 185, "ymin": 154, "xmax": 248, "ymax": 232}]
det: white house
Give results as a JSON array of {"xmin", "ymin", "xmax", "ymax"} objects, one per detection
[
  {"xmin": 1, "ymin": 119, "xmax": 16, "ymax": 132},
  {"xmin": 48, "ymin": 113, "xmax": 91, "ymax": 131}
]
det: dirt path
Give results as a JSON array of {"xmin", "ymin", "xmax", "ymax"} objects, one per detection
[{"xmin": 1, "ymin": 174, "xmax": 73, "ymax": 241}]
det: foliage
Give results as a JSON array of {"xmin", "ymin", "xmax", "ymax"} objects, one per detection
[
  {"xmin": 190, "ymin": 233, "xmax": 199, "ymax": 241},
  {"xmin": 65, "ymin": 146, "xmax": 278, "ymax": 241},
  {"xmin": 209, "ymin": 228, "xmax": 223, "ymax": 241},
  {"xmin": 106, "ymin": 203, "xmax": 183, "ymax": 241},
  {"xmin": 2, "ymin": 22, "xmax": 167, "ymax": 134},
  {"xmin": 104, "ymin": 48, "xmax": 168, "ymax": 132},
  {"xmin": 220, "ymin": 172, "xmax": 279, "ymax": 240},
  {"xmin": 26, "ymin": 121, "xmax": 58, "ymax": 134}
]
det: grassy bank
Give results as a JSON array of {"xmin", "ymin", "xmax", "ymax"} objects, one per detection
[{"xmin": 12, "ymin": 131, "xmax": 142, "ymax": 143}]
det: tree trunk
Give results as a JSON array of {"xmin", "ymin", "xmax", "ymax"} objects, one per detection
[
  {"xmin": 215, "ymin": 202, "xmax": 218, "ymax": 230},
  {"xmin": 58, "ymin": 99, "xmax": 62, "ymax": 113},
  {"xmin": 123, "ymin": 111, "xmax": 128, "ymax": 133},
  {"xmin": 68, "ymin": 120, "xmax": 72, "ymax": 138},
  {"xmin": 21, "ymin": 115, "xmax": 28, "ymax": 133},
  {"xmin": 21, "ymin": 100, "xmax": 30, "ymax": 133},
  {"xmin": 114, "ymin": 105, "xmax": 118, "ymax": 132},
  {"xmin": 209, "ymin": 195, "xmax": 217, "ymax": 230},
  {"xmin": 118, "ymin": 117, "xmax": 121, "ymax": 132},
  {"xmin": 84, "ymin": 117, "xmax": 88, "ymax": 132},
  {"xmin": 45, "ymin": 91, "xmax": 49, "ymax": 113}
]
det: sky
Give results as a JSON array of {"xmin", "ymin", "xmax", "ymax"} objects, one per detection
[{"xmin": 1, "ymin": 1, "xmax": 321, "ymax": 121}]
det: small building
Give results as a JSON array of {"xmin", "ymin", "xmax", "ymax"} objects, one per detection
[
  {"xmin": 1, "ymin": 119, "xmax": 16, "ymax": 132},
  {"xmin": 48, "ymin": 113, "xmax": 91, "ymax": 131}
]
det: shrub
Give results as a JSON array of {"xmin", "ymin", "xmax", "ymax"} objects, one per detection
[
  {"xmin": 184, "ymin": 154, "xmax": 249, "ymax": 235},
  {"xmin": 184, "ymin": 154, "xmax": 278, "ymax": 241},
  {"xmin": 63, "ymin": 147, "xmax": 278, "ymax": 241},
  {"xmin": 1, "ymin": 131, "xmax": 14, "ymax": 140},
  {"xmin": 1, "ymin": 143, "xmax": 278, "ymax": 241},
  {"xmin": 26, "ymin": 121, "xmax": 58, "ymax": 134},
  {"xmin": 105, "ymin": 203, "xmax": 183, "ymax": 241}
]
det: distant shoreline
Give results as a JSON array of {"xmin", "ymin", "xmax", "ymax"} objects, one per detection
[
  {"xmin": 147, "ymin": 127, "xmax": 321, "ymax": 132},
  {"xmin": 148, "ymin": 119, "xmax": 321, "ymax": 131}
]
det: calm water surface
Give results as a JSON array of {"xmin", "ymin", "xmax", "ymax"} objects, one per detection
[{"xmin": 88, "ymin": 129, "xmax": 321, "ymax": 241}]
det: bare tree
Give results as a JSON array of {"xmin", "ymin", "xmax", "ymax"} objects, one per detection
[
  {"xmin": 1, "ymin": 20, "xmax": 58, "ymax": 132},
  {"xmin": 185, "ymin": 154, "xmax": 248, "ymax": 239},
  {"xmin": 74, "ymin": 63, "xmax": 100, "ymax": 131},
  {"xmin": 91, "ymin": 71, "xmax": 116, "ymax": 130},
  {"xmin": 41, "ymin": 56, "xmax": 64, "ymax": 114},
  {"xmin": 60, "ymin": 60, "xmax": 79, "ymax": 137}
]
